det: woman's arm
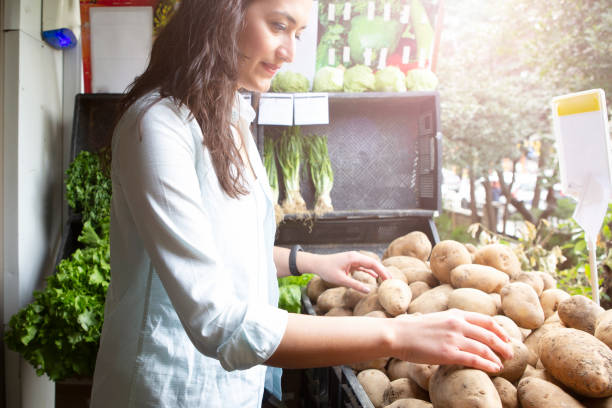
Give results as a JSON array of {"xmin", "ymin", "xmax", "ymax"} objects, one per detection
[
  {"xmin": 266, "ymin": 309, "xmax": 513, "ymax": 373},
  {"xmin": 273, "ymin": 246, "xmax": 390, "ymax": 293}
]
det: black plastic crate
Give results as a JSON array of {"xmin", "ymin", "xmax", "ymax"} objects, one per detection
[{"xmin": 300, "ymin": 291, "xmax": 374, "ymax": 408}]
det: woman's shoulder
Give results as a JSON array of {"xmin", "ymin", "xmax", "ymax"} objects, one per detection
[{"xmin": 130, "ymin": 91, "xmax": 191, "ymax": 126}]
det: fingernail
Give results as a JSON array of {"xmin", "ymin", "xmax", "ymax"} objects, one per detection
[{"xmin": 362, "ymin": 286, "xmax": 371, "ymax": 293}]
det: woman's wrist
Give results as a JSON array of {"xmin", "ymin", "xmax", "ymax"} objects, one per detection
[{"xmin": 295, "ymin": 251, "xmax": 321, "ymax": 276}]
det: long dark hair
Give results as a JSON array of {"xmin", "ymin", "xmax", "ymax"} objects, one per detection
[{"xmin": 118, "ymin": 0, "xmax": 253, "ymax": 198}]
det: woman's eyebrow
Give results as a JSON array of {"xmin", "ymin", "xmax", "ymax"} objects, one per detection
[{"xmin": 269, "ymin": 10, "xmax": 307, "ymax": 30}]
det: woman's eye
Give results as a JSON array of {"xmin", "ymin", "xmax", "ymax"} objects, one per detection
[{"xmin": 272, "ymin": 22, "xmax": 286, "ymax": 32}]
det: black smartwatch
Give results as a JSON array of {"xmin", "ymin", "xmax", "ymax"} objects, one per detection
[{"xmin": 289, "ymin": 245, "xmax": 303, "ymax": 276}]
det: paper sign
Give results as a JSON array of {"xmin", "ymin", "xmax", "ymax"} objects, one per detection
[
  {"xmin": 400, "ymin": 5, "xmax": 410, "ymax": 24},
  {"xmin": 552, "ymin": 89, "xmax": 611, "ymax": 199},
  {"xmin": 258, "ymin": 94, "xmax": 294, "ymax": 126},
  {"xmin": 367, "ymin": 1, "xmax": 375, "ymax": 20},
  {"xmin": 378, "ymin": 48, "xmax": 388, "ymax": 69},
  {"xmin": 383, "ymin": 3, "xmax": 391, "ymax": 21},
  {"xmin": 343, "ymin": 3, "xmax": 352, "ymax": 20},
  {"xmin": 343, "ymin": 46, "xmax": 351, "ymax": 63},
  {"xmin": 294, "ymin": 93, "xmax": 329, "ymax": 125},
  {"xmin": 328, "ymin": 3, "xmax": 335, "ymax": 21},
  {"xmin": 90, "ymin": 6, "xmax": 152, "ymax": 93}
]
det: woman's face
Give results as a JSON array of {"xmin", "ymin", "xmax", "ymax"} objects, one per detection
[{"xmin": 237, "ymin": 0, "xmax": 312, "ymax": 92}]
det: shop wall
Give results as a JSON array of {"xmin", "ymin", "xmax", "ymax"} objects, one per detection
[{"xmin": 3, "ymin": 0, "xmax": 65, "ymax": 406}]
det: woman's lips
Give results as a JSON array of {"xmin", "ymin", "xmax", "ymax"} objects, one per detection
[{"xmin": 261, "ymin": 62, "xmax": 280, "ymax": 76}]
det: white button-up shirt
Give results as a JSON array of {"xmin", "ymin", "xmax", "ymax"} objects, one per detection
[{"xmin": 90, "ymin": 92, "xmax": 288, "ymax": 407}]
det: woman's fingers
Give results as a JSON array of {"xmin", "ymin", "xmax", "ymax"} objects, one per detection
[
  {"xmin": 348, "ymin": 252, "xmax": 390, "ymax": 280},
  {"xmin": 448, "ymin": 348, "xmax": 503, "ymax": 373},
  {"xmin": 461, "ymin": 312, "xmax": 514, "ymax": 360}
]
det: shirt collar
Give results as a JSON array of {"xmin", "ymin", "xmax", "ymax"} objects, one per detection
[{"xmin": 231, "ymin": 92, "xmax": 256, "ymax": 125}]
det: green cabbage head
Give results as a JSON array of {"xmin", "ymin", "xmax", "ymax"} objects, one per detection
[
  {"xmin": 313, "ymin": 66, "xmax": 345, "ymax": 92},
  {"xmin": 270, "ymin": 71, "xmax": 310, "ymax": 93},
  {"xmin": 343, "ymin": 65, "xmax": 375, "ymax": 93},
  {"xmin": 375, "ymin": 66, "xmax": 407, "ymax": 92},
  {"xmin": 405, "ymin": 69, "xmax": 439, "ymax": 91}
]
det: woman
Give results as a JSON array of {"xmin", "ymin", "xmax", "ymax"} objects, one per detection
[{"xmin": 90, "ymin": 0, "xmax": 513, "ymax": 406}]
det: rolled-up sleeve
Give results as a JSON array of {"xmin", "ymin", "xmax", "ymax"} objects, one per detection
[{"xmin": 113, "ymin": 99, "xmax": 288, "ymax": 371}]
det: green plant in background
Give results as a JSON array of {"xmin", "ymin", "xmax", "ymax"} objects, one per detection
[
  {"xmin": 65, "ymin": 150, "xmax": 112, "ymax": 233},
  {"xmin": 5, "ymin": 223, "xmax": 110, "ymax": 380},
  {"xmin": 277, "ymin": 126, "xmax": 308, "ymax": 214},
  {"xmin": 306, "ymin": 134, "xmax": 334, "ymax": 215},
  {"xmin": 555, "ymin": 203, "xmax": 612, "ymax": 303},
  {"xmin": 434, "ymin": 212, "xmax": 477, "ymax": 244},
  {"xmin": 467, "ymin": 220, "xmax": 565, "ymax": 276},
  {"xmin": 278, "ymin": 274, "xmax": 314, "ymax": 313},
  {"xmin": 5, "ymin": 150, "xmax": 112, "ymax": 380}
]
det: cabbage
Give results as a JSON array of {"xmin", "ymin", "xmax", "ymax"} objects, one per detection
[
  {"xmin": 313, "ymin": 66, "xmax": 345, "ymax": 92},
  {"xmin": 270, "ymin": 71, "xmax": 310, "ymax": 93},
  {"xmin": 343, "ymin": 65, "xmax": 375, "ymax": 93},
  {"xmin": 374, "ymin": 66, "xmax": 407, "ymax": 92},
  {"xmin": 347, "ymin": 15, "xmax": 401, "ymax": 65},
  {"xmin": 405, "ymin": 68, "xmax": 439, "ymax": 91}
]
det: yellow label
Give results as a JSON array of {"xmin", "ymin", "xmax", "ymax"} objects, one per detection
[{"xmin": 557, "ymin": 92, "xmax": 601, "ymax": 116}]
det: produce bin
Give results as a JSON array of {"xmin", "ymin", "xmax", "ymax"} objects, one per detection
[{"xmin": 255, "ymin": 92, "xmax": 442, "ymax": 407}]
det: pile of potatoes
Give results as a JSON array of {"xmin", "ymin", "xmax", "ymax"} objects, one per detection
[{"xmin": 306, "ymin": 231, "xmax": 612, "ymax": 408}]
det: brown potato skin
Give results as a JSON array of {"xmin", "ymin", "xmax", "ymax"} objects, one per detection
[
  {"xmin": 384, "ymin": 231, "xmax": 432, "ymax": 261},
  {"xmin": 450, "ymin": 264, "xmax": 510, "ymax": 293},
  {"xmin": 500, "ymin": 282, "xmax": 545, "ymax": 329},
  {"xmin": 408, "ymin": 281, "xmax": 430, "ymax": 299},
  {"xmin": 558, "ymin": 295, "xmax": 604, "ymax": 335},
  {"xmin": 493, "ymin": 338, "xmax": 529, "ymax": 383},
  {"xmin": 307, "ymin": 275, "xmax": 328, "ymax": 303},
  {"xmin": 378, "ymin": 279, "xmax": 412, "ymax": 316},
  {"xmin": 382, "ymin": 378, "xmax": 428, "ymax": 406},
  {"xmin": 515, "ymin": 272, "xmax": 544, "ymax": 296},
  {"xmin": 407, "ymin": 284, "xmax": 453, "ymax": 314},
  {"xmin": 447, "ymin": 288, "xmax": 497, "ymax": 316},
  {"xmin": 354, "ymin": 293, "xmax": 386, "ymax": 316},
  {"xmin": 357, "ymin": 369, "xmax": 391, "ymax": 408},
  {"xmin": 429, "ymin": 365, "xmax": 502, "ymax": 408},
  {"xmin": 517, "ymin": 377, "xmax": 585, "ymax": 408},
  {"xmin": 316, "ymin": 287, "xmax": 348, "ymax": 313},
  {"xmin": 540, "ymin": 289, "xmax": 571, "ymax": 319},
  {"xmin": 384, "ymin": 399, "xmax": 432, "ymax": 408},
  {"xmin": 429, "ymin": 240, "xmax": 472, "ymax": 284},
  {"xmin": 540, "ymin": 327, "xmax": 612, "ymax": 398},
  {"xmin": 492, "ymin": 377, "xmax": 518, "ymax": 408},
  {"xmin": 595, "ymin": 309, "xmax": 612, "ymax": 348},
  {"xmin": 473, "ymin": 244, "xmax": 522, "ymax": 279}
]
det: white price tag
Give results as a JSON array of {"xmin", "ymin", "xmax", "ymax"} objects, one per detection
[
  {"xmin": 328, "ymin": 3, "xmax": 336, "ymax": 21},
  {"xmin": 364, "ymin": 48, "xmax": 373, "ymax": 66},
  {"xmin": 418, "ymin": 49, "xmax": 427, "ymax": 67},
  {"xmin": 294, "ymin": 93, "xmax": 329, "ymax": 125},
  {"xmin": 343, "ymin": 46, "xmax": 351, "ymax": 63},
  {"xmin": 367, "ymin": 1, "xmax": 375, "ymax": 20},
  {"xmin": 378, "ymin": 48, "xmax": 388, "ymax": 69},
  {"xmin": 343, "ymin": 2, "xmax": 352, "ymax": 20},
  {"xmin": 402, "ymin": 46, "xmax": 411, "ymax": 64},
  {"xmin": 383, "ymin": 3, "xmax": 391, "ymax": 21},
  {"xmin": 400, "ymin": 5, "xmax": 410, "ymax": 24},
  {"xmin": 328, "ymin": 48, "xmax": 336, "ymax": 66},
  {"xmin": 258, "ymin": 93, "xmax": 294, "ymax": 126}
]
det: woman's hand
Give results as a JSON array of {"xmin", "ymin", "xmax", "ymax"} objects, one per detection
[
  {"xmin": 299, "ymin": 251, "xmax": 390, "ymax": 293},
  {"xmin": 392, "ymin": 309, "xmax": 514, "ymax": 373}
]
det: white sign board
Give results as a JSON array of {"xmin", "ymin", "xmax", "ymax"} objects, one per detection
[
  {"xmin": 258, "ymin": 93, "xmax": 294, "ymax": 126},
  {"xmin": 552, "ymin": 89, "xmax": 611, "ymax": 199},
  {"xmin": 90, "ymin": 7, "xmax": 152, "ymax": 93},
  {"xmin": 294, "ymin": 93, "xmax": 329, "ymax": 125}
]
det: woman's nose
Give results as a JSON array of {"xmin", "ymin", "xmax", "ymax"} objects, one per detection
[{"xmin": 277, "ymin": 37, "xmax": 295, "ymax": 64}]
